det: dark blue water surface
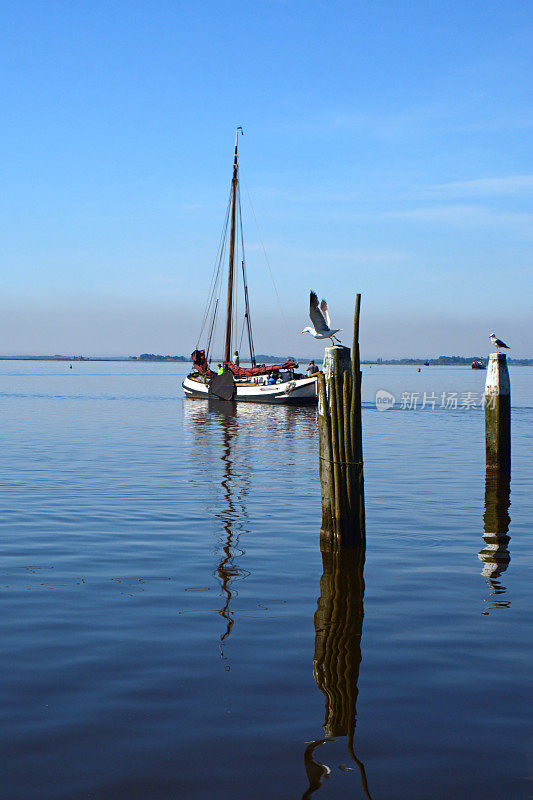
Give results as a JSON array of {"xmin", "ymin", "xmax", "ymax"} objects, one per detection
[{"xmin": 1, "ymin": 362, "xmax": 531, "ymax": 799}]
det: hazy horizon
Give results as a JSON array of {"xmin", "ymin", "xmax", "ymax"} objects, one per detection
[{"xmin": 0, "ymin": 298, "xmax": 531, "ymax": 360}]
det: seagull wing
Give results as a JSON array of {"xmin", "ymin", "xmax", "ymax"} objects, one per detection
[
  {"xmin": 310, "ymin": 291, "xmax": 329, "ymax": 333},
  {"xmin": 496, "ymin": 338, "xmax": 509, "ymax": 348},
  {"xmin": 320, "ymin": 298, "xmax": 331, "ymax": 327}
]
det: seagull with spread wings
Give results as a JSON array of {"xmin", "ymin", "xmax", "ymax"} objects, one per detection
[
  {"xmin": 301, "ymin": 291, "xmax": 342, "ymax": 345},
  {"xmin": 490, "ymin": 333, "xmax": 510, "ymax": 352}
]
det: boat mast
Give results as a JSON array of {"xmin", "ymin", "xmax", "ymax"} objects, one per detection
[{"xmin": 224, "ymin": 127, "xmax": 243, "ymax": 363}]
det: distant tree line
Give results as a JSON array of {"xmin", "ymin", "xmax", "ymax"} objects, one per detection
[
  {"xmin": 366, "ymin": 356, "xmax": 533, "ymax": 366},
  {"xmin": 137, "ymin": 354, "xmax": 188, "ymax": 361}
]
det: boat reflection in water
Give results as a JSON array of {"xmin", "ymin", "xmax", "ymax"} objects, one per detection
[
  {"xmin": 479, "ymin": 471, "xmax": 512, "ymax": 613},
  {"xmin": 304, "ymin": 539, "xmax": 372, "ymax": 799},
  {"xmin": 213, "ymin": 400, "xmax": 251, "ymax": 657},
  {"xmin": 184, "ymin": 398, "xmax": 317, "ymax": 665},
  {"xmin": 185, "ymin": 399, "xmax": 251, "ymax": 664}
]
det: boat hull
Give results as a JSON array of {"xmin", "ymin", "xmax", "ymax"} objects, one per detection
[{"xmin": 182, "ymin": 374, "xmax": 317, "ymax": 405}]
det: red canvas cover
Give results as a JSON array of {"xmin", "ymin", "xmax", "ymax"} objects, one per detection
[
  {"xmin": 223, "ymin": 359, "xmax": 298, "ymax": 378},
  {"xmin": 192, "ymin": 350, "xmax": 298, "ymax": 378}
]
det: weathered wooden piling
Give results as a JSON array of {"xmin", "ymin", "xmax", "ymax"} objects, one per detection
[
  {"xmin": 317, "ymin": 295, "xmax": 364, "ymax": 544},
  {"xmin": 484, "ymin": 352, "xmax": 511, "ymax": 474},
  {"xmin": 351, "ymin": 294, "xmax": 364, "ymax": 531}
]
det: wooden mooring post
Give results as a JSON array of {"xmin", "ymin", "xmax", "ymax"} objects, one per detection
[
  {"xmin": 317, "ymin": 295, "xmax": 364, "ymax": 544},
  {"xmin": 484, "ymin": 352, "xmax": 511, "ymax": 474}
]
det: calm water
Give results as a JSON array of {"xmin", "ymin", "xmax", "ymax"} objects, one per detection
[{"xmin": 1, "ymin": 362, "xmax": 531, "ymax": 799}]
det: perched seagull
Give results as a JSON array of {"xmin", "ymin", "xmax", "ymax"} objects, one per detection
[
  {"xmin": 490, "ymin": 333, "xmax": 510, "ymax": 352},
  {"xmin": 301, "ymin": 291, "xmax": 342, "ymax": 345}
]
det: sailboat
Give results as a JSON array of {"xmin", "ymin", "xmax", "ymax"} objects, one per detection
[{"xmin": 182, "ymin": 129, "xmax": 318, "ymax": 404}]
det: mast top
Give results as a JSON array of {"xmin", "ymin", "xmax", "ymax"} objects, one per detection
[{"xmin": 233, "ymin": 127, "xmax": 243, "ymax": 178}]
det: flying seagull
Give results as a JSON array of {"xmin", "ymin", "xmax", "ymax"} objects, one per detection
[
  {"xmin": 490, "ymin": 333, "xmax": 510, "ymax": 351},
  {"xmin": 301, "ymin": 291, "xmax": 342, "ymax": 345}
]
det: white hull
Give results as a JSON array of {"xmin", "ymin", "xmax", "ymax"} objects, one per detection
[{"xmin": 182, "ymin": 374, "xmax": 317, "ymax": 404}]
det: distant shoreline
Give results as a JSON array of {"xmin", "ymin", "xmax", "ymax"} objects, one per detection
[
  {"xmin": 0, "ymin": 355, "xmax": 531, "ymax": 366},
  {"xmin": 0, "ymin": 355, "xmax": 189, "ymax": 363}
]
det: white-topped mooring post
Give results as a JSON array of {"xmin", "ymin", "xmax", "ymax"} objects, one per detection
[{"xmin": 484, "ymin": 352, "xmax": 511, "ymax": 474}]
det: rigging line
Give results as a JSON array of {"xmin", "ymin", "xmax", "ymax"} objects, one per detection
[
  {"xmin": 210, "ymin": 244, "xmax": 226, "ymax": 362},
  {"xmin": 230, "ymin": 219, "xmax": 238, "ymax": 359},
  {"xmin": 206, "ymin": 298, "xmax": 219, "ymax": 363},
  {"xmin": 203, "ymin": 206, "xmax": 230, "ymax": 356},
  {"xmin": 206, "ymin": 238, "xmax": 225, "ymax": 365},
  {"xmin": 198, "ymin": 194, "xmax": 231, "ymax": 347},
  {"xmin": 235, "ymin": 229, "xmax": 239, "ymax": 355},
  {"xmin": 204, "ymin": 258, "xmax": 223, "ymax": 357},
  {"xmin": 238, "ymin": 315, "xmax": 246, "ymax": 351},
  {"xmin": 198, "ymin": 229, "xmax": 228, "ymax": 348},
  {"xmin": 205, "ymin": 185, "xmax": 232, "ymax": 320},
  {"xmin": 238, "ymin": 186, "xmax": 256, "ymax": 365},
  {"xmin": 215, "ymin": 207, "xmax": 231, "ymax": 355},
  {"xmin": 198, "ymin": 245, "xmax": 222, "ymax": 348},
  {"xmin": 242, "ymin": 177, "xmax": 291, "ymax": 339},
  {"xmin": 196, "ymin": 186, "xmax": 233, "ymax": 347}
]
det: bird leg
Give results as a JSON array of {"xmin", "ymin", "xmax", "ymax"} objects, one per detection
[{"xmin": 332, "ymin": 335, "xmax": 342, "ymax": 343}]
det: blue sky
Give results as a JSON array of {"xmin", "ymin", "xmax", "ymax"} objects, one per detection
[{"xmin": 0, "ymin": 0, "xmax": 531, "ymax": 357}]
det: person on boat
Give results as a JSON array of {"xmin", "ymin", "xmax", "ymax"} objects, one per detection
[
  {"xmin": 232, "ymin": 350, "xmax": 240, "ymax": 366},
  {"xmin": 217, "ymin": 364, "xmax": 224, "ymax": 375},
  {"xmin": 306, "ymin": 360, "xmax": 316, "ymax": 376},
  {"xmin": 268, "ymin": 373, "xmax": 276, "ymax": 385}
]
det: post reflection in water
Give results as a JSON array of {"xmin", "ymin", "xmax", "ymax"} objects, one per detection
[
  {"xmin": 479, "ymin": 471, "xmax": 512, "ymax": 613},
  {"xmin": 305, "ymin": 538, "xmax": 372, "ymax": 799}
]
